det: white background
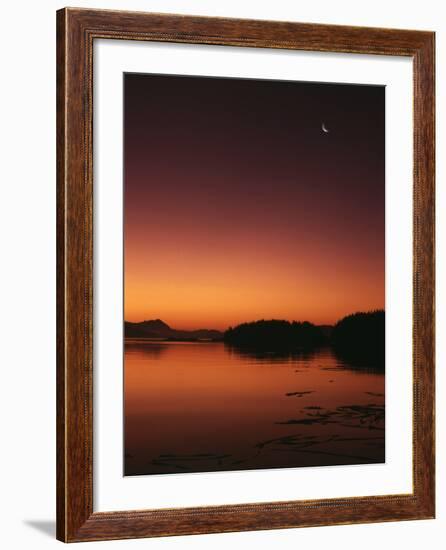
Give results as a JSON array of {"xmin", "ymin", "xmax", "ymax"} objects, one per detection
[{"xmin": 0, "ymin": 0, "xmax": 444, "ymax": 548}]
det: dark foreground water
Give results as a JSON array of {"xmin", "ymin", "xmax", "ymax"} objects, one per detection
[{"xmin": 124, "ymin": 341, "xmax": 384, "ymax": 476}]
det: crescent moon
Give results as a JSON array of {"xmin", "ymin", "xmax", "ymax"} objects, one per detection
[{"xmin": 322, "ymin": 122, "xmax": 329, "ymax": 133}]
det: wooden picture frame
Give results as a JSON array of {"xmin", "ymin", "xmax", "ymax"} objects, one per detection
[{"xmin": 56, "ymin": 7, "xmax": 435, "ymax": 542}]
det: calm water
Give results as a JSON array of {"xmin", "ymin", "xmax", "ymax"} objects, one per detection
[{"xmin": 124, "ymin": 341, "xmax": 384, "ymax": 476}]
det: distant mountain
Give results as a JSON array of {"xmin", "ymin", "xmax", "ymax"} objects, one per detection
[{"xmin": 124, "ymin": 319, "xmax": 223, "ymax": 341}]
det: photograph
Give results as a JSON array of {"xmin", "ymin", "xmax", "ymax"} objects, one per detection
[
  {"xmin": 50, "ymin": 4, "xmax": 435, "ymax": 543},
  {"xmin": 123, "ymin": 73, "xmax": 386, "ymax": 476}
]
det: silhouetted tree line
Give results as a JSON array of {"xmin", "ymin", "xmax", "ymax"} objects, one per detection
[
  {"xmin": 331, "ymin": 310, "xmax": 385, "ymax": 369},
  {"xmin": 224, "ymin": 319, "xmax": 326, "ymax": 350},
  {"xmin": 223, "ymin": 310, "xmax": 385, "ymax": 370}
]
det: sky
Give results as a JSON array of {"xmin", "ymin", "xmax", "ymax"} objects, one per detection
[{"xmin": 124, "ymin": 73, "xmax": 385, "ymax": 330}]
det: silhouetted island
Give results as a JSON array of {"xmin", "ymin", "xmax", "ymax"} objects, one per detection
[
  {"xmin": 331, "ymin": 310, "xmax": 385, "ymax": 370},
  {"xmin": 222, "ymin": 312, "xmax": 385, "ymax": 369},
  {"xmin": 223, "ymin": 320, "xmax": 327, "ymax": 351},
  {"xmin": 125, "ymin": 311, "xmax": 385, "ymax": 369}
]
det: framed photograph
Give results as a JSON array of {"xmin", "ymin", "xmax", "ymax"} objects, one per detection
[{"xmin": 56, "ymin": 8, "xmax": 435, "ymax": 542}]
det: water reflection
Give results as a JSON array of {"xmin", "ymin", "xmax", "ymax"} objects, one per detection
[
  {"xmin": 332, "ymin": 347, "xmax": 385, "ymax": 372},
  {"xmin": 224, "ymin": 343, "xmax": 318, "ymax": 363},
  {"xmin": 125, "ymin": 339, "xmax": 169, "ymax": 358},
  {"xmin": 226, "ymin": 343, "xmax": 384, "ymax": 373},
  {"xmin": 124, "ymin": 341, "xmax": 385, "ymax": 476}
]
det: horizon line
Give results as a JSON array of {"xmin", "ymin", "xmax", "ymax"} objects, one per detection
[{"xmin": 124, "ymin": 309, "xmax": 385, "ymax": 331}]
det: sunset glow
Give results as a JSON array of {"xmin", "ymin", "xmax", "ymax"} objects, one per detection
[{"xmin": 124, "ymin": 74, "xmax": 384, "ymax": 329}]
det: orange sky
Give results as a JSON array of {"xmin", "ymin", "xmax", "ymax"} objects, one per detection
[
  {"xmin": 124, "ymin": 74, "xmax": 385, "ymax": 330},
  {"xmin": 124, "ymin": 229, "xmax": 384, "ymax": 329}
]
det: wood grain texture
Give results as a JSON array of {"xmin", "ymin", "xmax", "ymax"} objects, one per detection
[{"xmin": 56, "ymin": 7, "xmax": 435, "ymax": 542}]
